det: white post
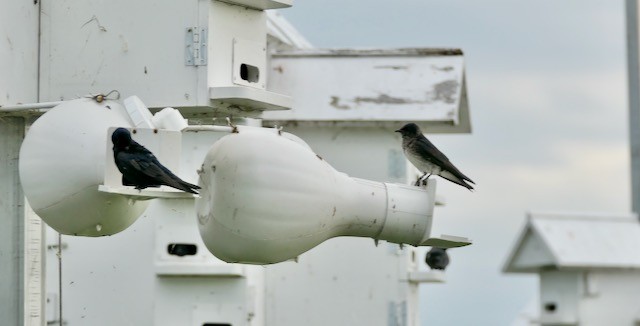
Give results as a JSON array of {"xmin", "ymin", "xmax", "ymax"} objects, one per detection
[
  {"xmin": 1, "ymin": 0, "xmax": 42, "ymax": 323},
  {"xmin": 0, "ymin": 118, "xmax": 26, "ymax": 325}
]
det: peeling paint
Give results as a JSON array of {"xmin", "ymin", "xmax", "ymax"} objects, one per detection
[
  {"xmin": 329, "ymin": 96, "xmax": 350, "ymax": 110},
  {"xmin": 330, "ymin": 83, "xmax": 461, "ymax": 109},
  {"xmin": 354, "ymin": 94, "xmax": 415, "ymax": 105},
  {"xmin": 431, "ymin": 65, "xmax": 454, "ymax": 72},
  {"xmin": 273, "ymin": 48, "xmax": 463, "ymax": 58},
  {"xmin": 374, "ymin": 65, "xmax": 408, "ymax": 70},
  {"xmin": 428, "ymin": 80, "xmax": 459, "ymax": 104}
]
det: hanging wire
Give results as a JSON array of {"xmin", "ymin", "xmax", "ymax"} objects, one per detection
[{"xmin": 86, "ymin": 90, "xmax": 121, "ymax": 103}]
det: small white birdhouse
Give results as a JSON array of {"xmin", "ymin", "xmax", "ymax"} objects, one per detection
[
  {"xmin": 504, "ymin": 212, "xmax": 640, "ymax": 326},
  {"xmin": 39, "ymin": 0, "xmax": 292, "ymax": 117}
]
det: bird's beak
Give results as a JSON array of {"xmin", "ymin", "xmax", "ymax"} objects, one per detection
[{"xmin": 395, "ymin": 130, "xmax": 401, "ymax": 133}]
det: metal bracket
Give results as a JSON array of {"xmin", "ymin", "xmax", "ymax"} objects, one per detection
[{"xmin": 185, "ymin": 27, "xmax": 207, "ymax": 66}]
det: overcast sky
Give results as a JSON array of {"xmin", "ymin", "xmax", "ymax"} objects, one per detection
[{"xmin": 282, "ymin": 1, "xmax": 629, "ymax": 325}]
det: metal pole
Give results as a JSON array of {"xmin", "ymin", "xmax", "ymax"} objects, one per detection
[
  {"xmin": 627, "ymin": 0, "xmax": 640, "ymax": 214},
  {"xmin": 0, "ymin": 117, "xmax": 26, "ymax": 325}
]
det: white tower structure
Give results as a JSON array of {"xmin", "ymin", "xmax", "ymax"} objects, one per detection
[{"xmin": 0, "ymin": 1, "xmax": 472, "ymax": 325}]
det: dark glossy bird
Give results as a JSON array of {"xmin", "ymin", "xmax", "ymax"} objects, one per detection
[
  {"xmin": 111, "ymin": 128, "xmax": 200, "ymax": 194},
  {"xmin": 396, "ymin": 123, "xmax": 474, "ymax": 190},
  {"xmin": 425, "ymin": 247, "xmax": 449, "ymax": 271}
]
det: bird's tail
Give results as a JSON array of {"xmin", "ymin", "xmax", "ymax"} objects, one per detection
[
  {"xmin": 176, "ymin": 180, "xmax": 201, "ymax": 194},
  {"xmin": 157, "ymin": 163, "xmax": 201, "ymax": 194},
  {"xmin": 439, "ymin": 171, "xmax": 474, "ymax": 191}
]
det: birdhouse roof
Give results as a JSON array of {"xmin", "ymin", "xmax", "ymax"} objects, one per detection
[
  {"xmin": 267, "ymin": 11, "xmax": 313, "ymax": 50},
  {"xmin": 503, "ymin": 212, "xmax": 640, "ymax": 273},
  {"xmin": 262, "ymin": 48, "xmax": 470, "ymax": 133}
]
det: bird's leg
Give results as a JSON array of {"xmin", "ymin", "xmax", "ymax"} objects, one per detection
[
  {"xmin": 415, "ymin": 172, "xmax": 428, "ymax": 186},
  {"xmin": 421, "ymin": 173, "xmax": 432, "ymax": 186},
  {"xmin": 226, "ymin": 117, "xmax": 239, "ymax": 133}
]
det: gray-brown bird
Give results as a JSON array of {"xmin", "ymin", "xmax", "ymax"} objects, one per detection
[
  {"xmin": 396, "ymin": 123, "xmax": 474, "ymax": 190},
  {"xmin": 112, "ymin": 128, "xmax": 200, "ymax": 194}
]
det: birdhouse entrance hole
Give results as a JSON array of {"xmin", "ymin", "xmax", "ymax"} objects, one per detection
[
  {"xmin": 167, "ymin": 243, "xmax": 198, "ymax": 257},
  {"xmin": 240, "ymin": 63, "xmax": 259, "ymax": 83},
  {"xmin": 544, "ymin": 302, "xmax": 557, "ymax": 313}
]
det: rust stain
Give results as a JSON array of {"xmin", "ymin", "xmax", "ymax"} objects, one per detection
[{"xmin": 273, "ymin": 65, "xmax": 284, "ymax": 73}]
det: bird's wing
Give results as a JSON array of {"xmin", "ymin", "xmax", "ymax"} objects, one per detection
[
  {"xmin": 129, "ymin": 142, "xmax": 154, "ymax": 155},
  {"xmin": 128, "ymin": 155, "xmax": 175, "ymax": 182},
  {"xmin": 115, "ymin": 141, "xmax": 199, "ymax": 193},
  {"xmin": 121, "ymin": 174, "xmax": 135, "ymax": 186},
  {"xmin": 129, "ymin": 152, "xmax": 200, "ymax": 193},
  {"xmin": 150, "ymin": 156, "xmax": 200, "ymax": 191},
  {"xmin": 413, "ymin": 135, "xmax": 475, "ymax": 184},
  {"xmin": 129, "ymin": 142, "xmax": 185, "ymax": 183}
]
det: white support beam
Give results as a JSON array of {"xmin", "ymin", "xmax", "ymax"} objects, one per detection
[
  {"xmin": 0, "ymin": 118, "xmax": 26, "ymax": 326},
  {"xmin": 1, "ymin": 0, "xmax": 41, "ymax": 323}
]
